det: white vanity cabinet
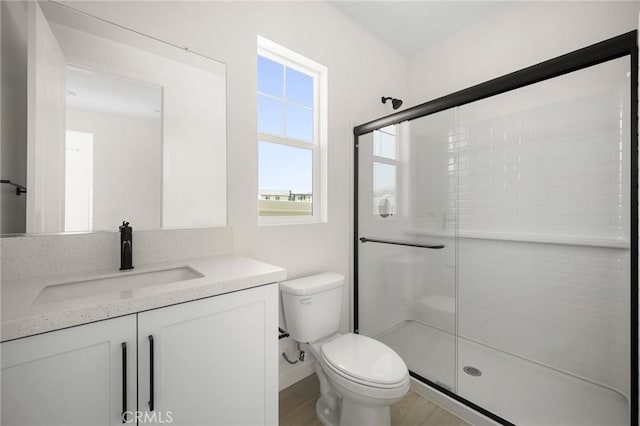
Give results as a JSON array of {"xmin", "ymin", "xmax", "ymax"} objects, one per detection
[
  {"xmin": 137, "ymin": 283, "xmax": 278, "ymax": 425},
  {"xmin": 1, "ymin": 283, "xmax": 278, "ymax": 426},
  {"xmin": 1, "ymin": 315, "xmax": 137, "ymax": 426}
]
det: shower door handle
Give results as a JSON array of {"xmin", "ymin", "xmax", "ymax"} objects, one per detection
[{"xmin": 359, "ymin": 237, "xmax": 444, "ymax": 249}]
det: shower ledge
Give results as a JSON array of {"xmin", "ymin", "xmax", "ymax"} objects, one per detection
[{"xmin": 405, "ymin": 229, "xmax": 630, "ymax": 249}]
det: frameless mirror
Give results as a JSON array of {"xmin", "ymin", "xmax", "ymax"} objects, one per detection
[{"xmin": 0, "ymin": 1, "xmax": 227, "ymax": 235}]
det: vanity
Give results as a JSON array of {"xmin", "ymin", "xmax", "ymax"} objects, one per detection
[{"xmin": 1, "ymin": 255, "xmax": 285, "ymax": 425}]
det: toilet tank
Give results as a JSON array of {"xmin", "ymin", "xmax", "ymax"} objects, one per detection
[{"xmin": 280, "ymin": 272, "xmax": 344, "ymax": 343}]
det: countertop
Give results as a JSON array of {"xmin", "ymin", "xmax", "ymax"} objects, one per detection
[{"xmin": 1, "ymin": 255, "xmax": 286, "ymax": 342}]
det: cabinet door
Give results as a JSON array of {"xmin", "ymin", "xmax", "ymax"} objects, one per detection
[
  {"xmin": 137, "ymin": 284, "xmax": 278, "ymax": 426},
  {"xmin": 1, "ymin": 315, "xmax": 137, "ymax": 426}
]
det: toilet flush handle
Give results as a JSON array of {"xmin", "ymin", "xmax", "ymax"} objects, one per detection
[{"xmin": 300, "ymin": 297, "xmax": 312, "ymax": 304}]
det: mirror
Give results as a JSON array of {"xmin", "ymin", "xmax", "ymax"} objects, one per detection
[{"xmin": 0, "ymin": 1, "xmax": 227, "ymax": 235}]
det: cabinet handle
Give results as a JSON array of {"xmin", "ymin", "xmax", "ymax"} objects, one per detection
[
  {"xmin": 148, "ymin": 335, "xmax": 154, "ymax": 411},
  {"xmin": 121, "ymin": 342, "xmax": 127, "ymax": 423}
]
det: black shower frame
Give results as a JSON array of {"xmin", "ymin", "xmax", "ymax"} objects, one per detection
[{"xmin": 353, "ymin": 30, "xmax": 638, "ymax": 426}]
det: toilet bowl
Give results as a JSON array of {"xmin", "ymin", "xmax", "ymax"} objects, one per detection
[
  {"xmin": 308, "ymin": 333, "xmax": 410, "ymax": 426},
  {"xmin": 280, "ymin": 273, "xmax": 410, "ymax": 426}
]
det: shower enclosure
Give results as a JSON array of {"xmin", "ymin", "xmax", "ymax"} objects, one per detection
[{"xmin": 354, "ymin": 32, "xmax": 637, "ymax": 425}]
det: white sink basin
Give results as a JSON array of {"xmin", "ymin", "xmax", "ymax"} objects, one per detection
[{"xmin": 33, "ymin": 266, "xmax": 204, "ymax": 305}]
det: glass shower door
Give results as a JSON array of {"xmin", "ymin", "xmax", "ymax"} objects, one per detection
[
  {"xmin": 357, "ymin": 109, "xmax": 459, "ymax": 392},
  {"xmin": 455, "ymin": 55, "xmax": 631, "ymax": 425},
  {"xmin": 356, "ymin": 51, "xmax": 632, "ymax": 426}
]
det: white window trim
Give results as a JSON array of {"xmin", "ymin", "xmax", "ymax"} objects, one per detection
[
  {"xmin": 372, "ymin": 124, "xmax": 404, "ymax": 220},
  {"xmin": 257, "ymin": 35, "xmax": 328, "ymax": 226}
]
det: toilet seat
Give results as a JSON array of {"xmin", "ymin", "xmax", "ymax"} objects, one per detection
[{"xmin": 320, "ymin": 333, "xmax": 408, "ymax": 389}]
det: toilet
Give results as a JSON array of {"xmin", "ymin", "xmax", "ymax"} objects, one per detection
[{"xmin": 280, "ymin": 273, "xmax": 410, "ymax": 426}]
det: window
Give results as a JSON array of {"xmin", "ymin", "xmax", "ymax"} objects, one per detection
[
  {"xmin": 372, "ymin": 125, "xmax": 399, "ymax": 217},
  {"xmin": 257, "ymin": 36, "xmax": 327, "ymax": 224}
]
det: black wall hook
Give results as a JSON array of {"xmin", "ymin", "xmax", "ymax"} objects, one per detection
[{"xmin": 1, "ymin": 180, "xmax": 27, "ymax": 195}]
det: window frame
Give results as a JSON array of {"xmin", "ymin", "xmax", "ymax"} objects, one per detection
[
  {"xmin": 372, "ymin": 125, "xmax": 402, "ymax": 219},
  {"xmin": 257, "ymin": 36, "xmax": 327, "ymax": 225}
]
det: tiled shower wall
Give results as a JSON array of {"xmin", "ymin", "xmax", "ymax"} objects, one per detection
[
  {"xmin": 411, "ymin": 57, "xmax": 631, "ymax": 395},
  {"xmin": 458, "ymin": 240, "xmax": 629, "ymax": 395},
  {"xmin": 455, "ymin": 59, "xmax": 630, "ymax": 239}
]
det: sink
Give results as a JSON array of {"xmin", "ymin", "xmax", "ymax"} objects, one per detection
[{"xmin": 33, "ymin": 266, "xmax": 204, "ymax": 305}]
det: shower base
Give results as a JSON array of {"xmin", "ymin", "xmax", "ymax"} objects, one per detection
[{"xmin": 376, "ymin": 320, "xmax": 628, "ymax": 426}]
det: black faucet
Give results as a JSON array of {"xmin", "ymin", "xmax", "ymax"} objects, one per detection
[{"xmin": 119, "ymin": 221, "xmax": 134, "ymax": 271}]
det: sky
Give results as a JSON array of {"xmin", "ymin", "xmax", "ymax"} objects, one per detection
[
  {"xmin": 257, "ymin": 55, "xmax": 314, "ymax": 194},
  {"xmin": 258, "ymin": 141, "xmax": 312, "ymax": 194}
]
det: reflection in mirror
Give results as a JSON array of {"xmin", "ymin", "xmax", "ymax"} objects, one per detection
[
  {"xmin": 65, "ymin": 67, "xmax": 162, "ymax": 232},
  {"xmin": 0, "ymin": 1, "xmax": 227, "ymax": 235}
]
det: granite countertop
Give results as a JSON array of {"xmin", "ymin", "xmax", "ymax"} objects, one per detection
[{"xmin": 1, "ymin": 255, "xmax": 286, "ymax": 342}]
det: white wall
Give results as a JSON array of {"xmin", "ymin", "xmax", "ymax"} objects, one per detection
[
  {"xmin": 48, "ymin": 0, "xmax": 409, "ymax": 386},
  {"xmin": 0, "ymin": 1, "xmax": 28, "ymax": 234},
  {"xmin": 66, "ymin": 108, "xmax": 162, "ymax": 230},
  {"xmin": 26, "ymin": 2, "xmax": 67, "ymax": 234},
  {"xmin": 408, "ymin": 1, "xmax": 640, "ymax": 106}
]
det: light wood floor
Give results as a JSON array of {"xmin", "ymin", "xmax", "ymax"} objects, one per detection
[{"xmin": 279, "ymin": 374, "xmax": 470, "ymax": 426}]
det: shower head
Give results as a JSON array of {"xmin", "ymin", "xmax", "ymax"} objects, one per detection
[{"xmin": 381, "ymin": 96, "xmax": 403, "ymax": 110}]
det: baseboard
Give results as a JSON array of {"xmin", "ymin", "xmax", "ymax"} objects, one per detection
[
  {"xmin": 410, "ymin": 377, "xmax": 500, "ymax": 426},
  {"xmin": 279, "ymin": 356, "xmax": 316, "ymax": 391}
]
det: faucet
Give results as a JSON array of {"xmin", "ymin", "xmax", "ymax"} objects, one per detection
[{"xmin": 119, "ymin": 221, "xmax": 134, "ymax": 271}]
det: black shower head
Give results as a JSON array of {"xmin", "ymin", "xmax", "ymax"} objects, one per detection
[{"xmin": 382, "ymin": 96, "xmax": 403, "ymax": 110}]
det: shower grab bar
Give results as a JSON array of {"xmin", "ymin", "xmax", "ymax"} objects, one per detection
[{"xmin": 359, "ymin": 237, "xmax": 444, "ymax": 249}]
